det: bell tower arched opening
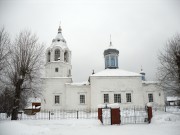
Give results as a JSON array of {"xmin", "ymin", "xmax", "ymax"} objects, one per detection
[
  {"xmin": 54, "ymin": 49, "xmax": 60, "ymax": 61},
  {"xmin": 64, "ymin": 51, "xmax": 69, "ymax": 62},
  {"xmin": 47, "ymin": 51, "xmax": 51, "ymax": 62}
]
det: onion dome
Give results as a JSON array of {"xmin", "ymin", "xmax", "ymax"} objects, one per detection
[
  {"xmin": 50, "ymin": 25, "xmax": 68, "ymax": 50},
  {"xmin": 104, "ymin": 36, "xmax": 119, "ymax": 69},
  {"xmin": 140, "ymin": 68, "xmax": 146, "ymax": 81}
]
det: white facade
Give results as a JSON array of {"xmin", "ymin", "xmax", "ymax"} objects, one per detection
[
  {"xmin": 90, "ymin": 76, "xmax": 144, "ymax": 108},
  {"xmin": 41, "ymin": 26, "xmax": 165, "ymax": 110},
  {"xmin": 142, "ymin": 82, "xmax": 165, "ymax": 106}
]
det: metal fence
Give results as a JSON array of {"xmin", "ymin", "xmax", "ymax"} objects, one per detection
[
  {"xmin": 152, "ymin": 105, "xmax": 180, "ymax": 113},
  {"xmin": 121, "ymin": 106, "xmax": 148, "ymax": 124},
  {"xmin": 1, "ymin": 105, "xmax": 180, "ymax": 121},
  {"xmin": 165, "ymin": 106, "xmax": 180, "ymax": 113},
  {"xmin": 0, "ymin": 109, "xmax": 98, "ymax": 120}
]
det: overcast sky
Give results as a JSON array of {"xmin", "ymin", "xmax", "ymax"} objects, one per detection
[{"xmin": 0, "ymin": 0, "xmax": 180, "ymax": 82}]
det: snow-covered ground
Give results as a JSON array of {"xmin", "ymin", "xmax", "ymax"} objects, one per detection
[{"xmin": 0, "ymin": 111, "xmax": 180, "ymax": 135}]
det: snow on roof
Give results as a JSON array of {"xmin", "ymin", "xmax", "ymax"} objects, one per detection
[
  {"xmin": 146, "ymin": 102, "xmax": 152, "ymax": 107},
  {"xmin": 55, "ymin": 32, "xmax": 64, "ymax": 40},
  {"xmin": 140, "ymin": 70, "xmax": 145, "ymax": 74},
  {"xmin": 28, "ymin": 98, "xmax": 41, "ymax": 103},
  {"xmin": 66, "ymin": 81, "xmax": 89, "ymax": 86},
  {"xmin": 24, "ymin": 98, "xmax": 41, "ymax": 109},
  {"xmin": 91, "ymin": 69, "xmax": 141, "ymax": 77},
  {"xmin": 108, "ymin": 103, "xmax": 120, "ymax": 108},
  {"xmin": 142, "ymin": 81, "xmax": 159, "ymax": 84},
  {"xmin": 47, "ymin": 28, "xmax": 69, "ymax": 50},
  {"xmin": 98, "ymin": 103, "xmax": 120, "ymax": 108},
  {"xmin": 42, "ymin": 77, "xmax": 72, "ymax": 79},
  {"xmin": 50, "ymin": 41, "xmax": 69, "ymax": 50},
  {"xmin": 167, "ymin": 96, "xmax": 180, "ymax": 101},
  {"xmin": 25, "ymin": 106, "xmax": 41, "ymax": 109}
]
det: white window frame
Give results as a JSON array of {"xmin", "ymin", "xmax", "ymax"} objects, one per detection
[
  {"xmin": 114, "ymin": 94, "xmax": 121, "ymax": 103},
  {"xmin": 126, "ymin": 93, "xmax": 132, "ymax": 103},
  {"xmin": 148, "ymin": 93, "xmax": 153, "ymax": 102},
  {"xmin": 54, "ymin": 95, "xmax": 60, "ymax": 104},
  {"xmin": 104, "ymin": 94, "xmax": 109, "ymax": 103},
  {"xmin": 80, "ymin": 94, "xmax": 85, "ymax": 104}
]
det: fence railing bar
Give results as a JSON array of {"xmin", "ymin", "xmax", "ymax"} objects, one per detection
[{"xmin": 0, "ymin": 106, "xmax": 179, "ymax": 121}]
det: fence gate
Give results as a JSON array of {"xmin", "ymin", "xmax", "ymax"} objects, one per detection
[
  {"xmin": 121, "ymin": 107, "xmax": 148, "ymax": 124},
  {"xmin": 111, "ymin": 108, "xmax": 120, "ymax": 124},
  {"xmin": 102, "ymin": 108, "xmax": 111, "ymax": 125}
]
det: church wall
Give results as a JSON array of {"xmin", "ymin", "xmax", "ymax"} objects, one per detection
[
  {"xmin": 65, "ymin": 84, "xmax": 91, "ymax": 110},
  {"xmin": 42, "ymin": 26, "xmax": 165, "ymax": 111},
  {"xmin": 41, "ymin": 78, "xmax": 72, "ymax": 110},
  {"xmin": 45, "ymin": 62, "xmax": 72, "ymax": 77},
  {"xmin": 142, "ymin": 83, "xmax": 165, "ymax": 106},
  {"xmin": 90, "ymin": 76, "xmax": 144, "ymax": 108}
]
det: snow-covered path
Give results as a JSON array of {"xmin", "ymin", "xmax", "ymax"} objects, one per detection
[{"xmin": 0, "ymin": 111, "xmax": 180, "ymax": 135}]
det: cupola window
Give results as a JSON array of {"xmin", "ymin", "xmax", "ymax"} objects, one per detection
[
  {"xmin": 111, "ymin": 56, "xmax": 115, "ymax": 67},
  {"xmin": 55, "ymin": 49, "xmax": 60, "ymax": 61},
  {"xmin": 116, "ymin": 56, "xmax": 118, "ymax": 67},
  {"xmin": 105, "ymin": 56, "xmax": 109, "ymax": 69}
]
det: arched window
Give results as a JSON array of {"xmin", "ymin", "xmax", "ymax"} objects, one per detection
[
  {"xmin": 64, "ymin": 51, "xmax": 68, "ymax": 62},
  {"xmin": 54, "ymin": 49, "xmax": 60, "ymax": 61},
  {"xmin": 47, "ymin": 51, "xmax": 51, "ymax": 62}
]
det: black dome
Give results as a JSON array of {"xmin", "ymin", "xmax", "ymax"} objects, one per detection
[{"xmin": 104, "ymin": 48, "xmax": 119, "ymax": 56}]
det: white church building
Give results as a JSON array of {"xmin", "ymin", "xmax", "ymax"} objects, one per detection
[{"xmin": 41, "ymin": 26, "xmax": 165, "ymax": 110}]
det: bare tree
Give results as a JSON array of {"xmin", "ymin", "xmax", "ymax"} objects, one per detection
[
  {"xmin": 0, "ymin": 28, "xmax": 11, "ymax": 114},
  {"xmin": 0, "ymin": 87, "xmax": 14, "ymax": 117},
  {"xmin": 4, "ymin": 30, "xmax": 45, "ymax": 120},
  {"xmin": 0, "ymin": 27, "xmax": 10, "ymax": 78},
  {"xmin": 158, "ymin": 34, "xmax": 180, "ymax": 96}
]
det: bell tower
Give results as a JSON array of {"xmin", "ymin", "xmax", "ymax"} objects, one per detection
[
  {"xmin": 104, "ymin": 36, "xmax": 119, "ymax": 69},
  {"xmin": 45, "ymin": 25, "xmax": 72, "ymax": 77}
]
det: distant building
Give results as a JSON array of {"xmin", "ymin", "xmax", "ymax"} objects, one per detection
[
  {"xmin": 41, "ymin": 26, "xmax": 165, "ymax": 110},
  {"xmin": 24, "ymin": 98, "xmax": 41, "ymax": 115},
  {"xmin": 167, "ymin": 97, "xmax": 180, "ymax": 106}
]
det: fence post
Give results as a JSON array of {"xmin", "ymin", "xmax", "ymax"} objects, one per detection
[
  {"xmin": 98, "ymin": 108, "xmax": 102, "ymax": 123},
  {"xmin": 119, "ymin": 108, "xmax": 121, "ymax": 125},
  {"xmin": 77, "ymin": 111, "xmax": 79, "ymax": 119},
  {"xmin": 49, "ymin": 111, "xmax": 50, "ymax": 120},
  {"xmin": 134, "ymin": 106, "xmax": 136, "ymax": 124},
  {"xmin": 147, "ymin": 106, "xmax": 152, "ymax": 123}
]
